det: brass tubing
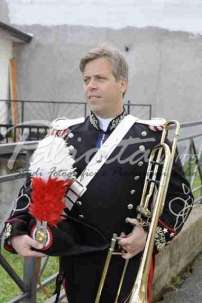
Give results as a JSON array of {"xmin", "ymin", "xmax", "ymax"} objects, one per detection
[
  {"xmin": 114, "ymin": 259, "xmax": 129, "ymax": 303},
  {"xmin": 129, "ymin": 121, "xmax": 180, "ymax": 302},
  {"xmin": 95, "ymin": 234, "xmax": 117, "ymax": 303},
  {"xmin": 129, "ymin": 143, "xmax": 171, "ymax": 303}
]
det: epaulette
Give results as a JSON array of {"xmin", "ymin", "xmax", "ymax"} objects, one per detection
[
  {"xmin": 136, "ymin": 117, "xmax": 166, "ymax": 132},
  {"xmin": 49, "ymin": 117, "xmax": 85, "ymax": 137}
]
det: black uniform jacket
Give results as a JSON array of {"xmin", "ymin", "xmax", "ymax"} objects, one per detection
[{"xmin": 1, "ymin": 112, "xmax": 194, "ymax": 302}]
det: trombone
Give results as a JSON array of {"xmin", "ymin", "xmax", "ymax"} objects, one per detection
[{"xmin": 95, "ymin": 120, "xmax": 180, "ymax": 303}]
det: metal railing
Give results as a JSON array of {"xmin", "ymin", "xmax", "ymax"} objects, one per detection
[
  {"xmin": 0, "ymin": 99, "xmax": 152, "ymax": 143},
  {"xmin": 177, "ymin": 121, "xmax": 202, "ymax": 203},
  {"xmin": 0, "ymin": 123, "xmax": 49, "ymax": 143},
  {"xmin": 0, "ymin": 99, "xmax": 152, "ymax": 120},
  {"xmin": 0, "ymin": 119, "xmax": 201, "ymax": 302}
]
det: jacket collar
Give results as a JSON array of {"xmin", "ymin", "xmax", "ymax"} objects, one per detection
[{"xmin": 89, "ymin": 109, "xmax": 127, "ymax": 132}]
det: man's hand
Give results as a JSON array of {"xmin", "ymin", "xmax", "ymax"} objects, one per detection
[
  {"xmin": 11, "ymin": 235, "xmax": 46, "ymax": 257},
  {"xmin": 118, "ymin": 218, "xmax": 147, "ymax": 259}
]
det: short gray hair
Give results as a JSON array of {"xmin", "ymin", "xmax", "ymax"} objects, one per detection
[{"xmin": 79, "ymin": 45, "xmax": 128, "ymax": 81}]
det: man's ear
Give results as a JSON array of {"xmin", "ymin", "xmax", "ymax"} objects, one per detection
[{"xmin": 120, "ymin": 79, "xmax": 128, "ymax": 95}]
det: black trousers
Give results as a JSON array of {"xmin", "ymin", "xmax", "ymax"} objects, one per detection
[{"xmin": 62, "ymin": 252, "xmax": 141, "ymax": 303}]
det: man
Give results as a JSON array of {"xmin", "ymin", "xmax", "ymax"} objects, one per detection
[{"xmin": 2, "ymin": 45, "xmax": 193, "ymax": 302}]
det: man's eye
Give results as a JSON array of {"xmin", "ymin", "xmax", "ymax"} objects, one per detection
[
  {"xmin": 97, "ymin": 76, "xmax": 106, "ymax": 81},
  {"xmin": 83, "ymin": 78, "xmax": 90, "ymax": 84}
]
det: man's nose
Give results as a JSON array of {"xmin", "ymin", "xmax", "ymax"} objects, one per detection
[{"xmin": 87, "ymin": 78, "xmax": 97, "ymax": 90}]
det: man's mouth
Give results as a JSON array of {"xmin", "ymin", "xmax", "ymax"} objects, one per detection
[{"xmin": 88, "ymin": 95, "xmax": 101, "ymax": 99}]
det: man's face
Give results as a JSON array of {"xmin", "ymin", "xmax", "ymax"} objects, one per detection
[{"xmin": 82, "ymin": 57, "xmax": 127, "ymax": 118}]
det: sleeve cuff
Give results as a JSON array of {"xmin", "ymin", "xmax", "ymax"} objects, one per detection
[
  {"xmin": 1, "ymin": 221, "xmax": 28, "ymax": 253},
  {"xmin": 154, "ymin": 220, "xmax": 176, "ymax": 253}
]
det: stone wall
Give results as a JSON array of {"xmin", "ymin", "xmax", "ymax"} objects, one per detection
[
  {"xmin": 154, "ymin": 205, "xmax": 202, "ymax": 300},
  {"xmin": 12, "ymin": 24, "xmax": 202, "ymax": 123}
]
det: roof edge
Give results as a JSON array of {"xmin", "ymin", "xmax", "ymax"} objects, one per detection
[{"xmin": 0, "ymin": 21, "xmax": 33, "ymax": 43}]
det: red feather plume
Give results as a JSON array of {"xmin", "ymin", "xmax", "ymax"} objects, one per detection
[{"xmin": 29, "ymin": 177, "xmax": 72, "ymax": 226}]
